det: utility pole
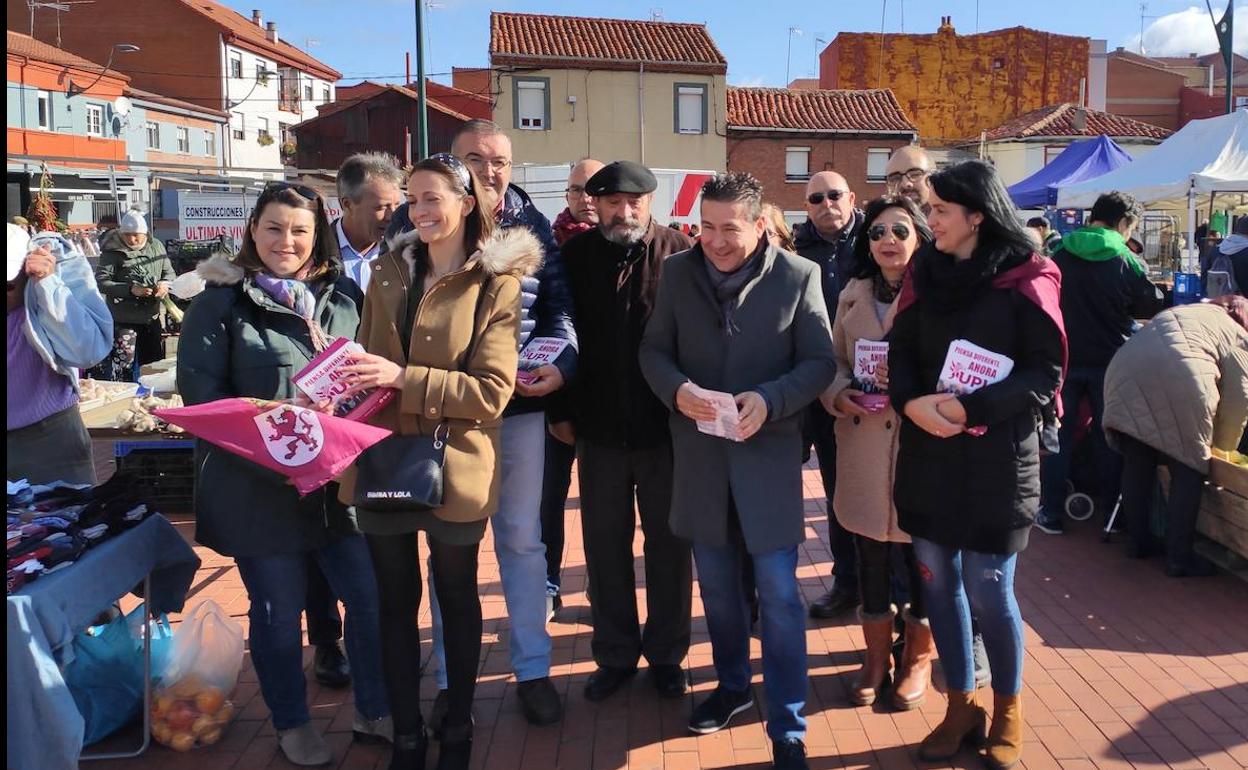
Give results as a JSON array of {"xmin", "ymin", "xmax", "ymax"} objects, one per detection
[
  {"xmin": 1207, "ymin": 0, "xmax": 1235, "ymax": 114},
  {"xmin": 414, "ymin": 0, "xmax": 429, "ymax": 159}
]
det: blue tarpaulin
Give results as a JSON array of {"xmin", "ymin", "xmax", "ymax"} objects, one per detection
[{"xmin": 1008, "ymin": 136, "xmax": 1135, "ymax": 209}]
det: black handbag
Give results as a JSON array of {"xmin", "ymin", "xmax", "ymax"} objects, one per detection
[
  {"xmin": 352, "ymin": 423, "xmax": 448, "ymax": 511},
  {"xmin": 350, "ymin": 251, "xmax": 488, "ymax": 512}
]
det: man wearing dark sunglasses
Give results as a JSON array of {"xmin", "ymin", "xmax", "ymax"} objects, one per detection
[{"xmin": 792, "ymin": 170, "xmax": 864, "ymax": 621}]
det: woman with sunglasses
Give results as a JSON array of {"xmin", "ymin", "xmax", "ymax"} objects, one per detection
[
  {"xmin": 821, "ymin": 196, "xmax": 935, "ymax": 711},
  {"xmin": 178, "ymin": 183, "xmax": 391, "ymax": 766},
  {"xmin": 337, "ymin": 154, "xmax": 540, "ymax": 770},
  {"xmin": 888, "ymin": 161, "xmax": 1065, "ymax": 769}
]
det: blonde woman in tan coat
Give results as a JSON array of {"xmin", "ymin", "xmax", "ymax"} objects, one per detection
[
  {"xmin": 820, "ymin": 196, "xmax": 935, "ymax": 711},
  {"xmin": 337, "ymin": 154, "xmax": 540, "ymax": 770}
]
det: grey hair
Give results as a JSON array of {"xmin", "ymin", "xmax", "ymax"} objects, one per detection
[
  {"xmin": 336, "ymin": 152, "xmax": 405, "ymax": 203},
  {"xmin": 701, "ymin": 172, "xmax": 765, "ymax": 221},
  {"xmin": 452, "ymin": 118, "xmax": 506, "ymax": 146}
]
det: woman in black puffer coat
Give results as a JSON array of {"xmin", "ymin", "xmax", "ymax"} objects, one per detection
[{"xmin": 888, "ymin": 161, "xmax": 1066, "ymax": 770}]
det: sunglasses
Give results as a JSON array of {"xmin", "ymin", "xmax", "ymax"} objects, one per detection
[
  {"xmin": 807, "ymin": 190, "xmax": 848, "ymax": 205},
  {"xmin": 263, "ymin": 181, "xmax": 320, "ymax": 201},
  {"xmin": 868, "ymin": 223, "xmax": 912, "ymax": 242}
]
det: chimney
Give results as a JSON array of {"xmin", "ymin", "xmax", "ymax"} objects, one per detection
[
  {"xmin": 251, "ymin": 9, "xmax": 262, "ymax": 26},
  {"xmin": 938, "ymin": 16, "xmax": 955, "ymax": 33},
  {"xmin": 266, "ymin": 21, "xmax": 278, "ymax": 44},
  {"xmin": 1072, "ymin": 105, "xmax": 1087, "ymax": 133}
]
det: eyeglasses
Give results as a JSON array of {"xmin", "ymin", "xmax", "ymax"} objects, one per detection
[
  {"xmin": 566, "ymin": 185, "xmax": 589, "ymax": 197},
  {"xmin": 428, "ymin": 152, "xmax": 473, "ymax": 192},
  {"xmin": 868, "ymin": 222, "xmax": 912, "ymax": 242},
  {"xmin": 885, "ymin": 168, "xmax": 928, "ymax": 188},
  {"xmin": 807, "ymin": 190, "xmax": 848, "ymax": 206},
  {"xmin": 263, "ymin": 181, "xmax": 320, "ymax": 201},
  {"xmin": 463, "ymin": 154, "xmax": 511, "ymax": 173}
]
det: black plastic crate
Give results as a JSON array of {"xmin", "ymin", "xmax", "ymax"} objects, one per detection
[{"xmin": 114, "ymin": 440, "xmax": 196, "ymax": 514}]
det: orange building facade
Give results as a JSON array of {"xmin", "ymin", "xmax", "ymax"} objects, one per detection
[{"xmin": 819, "ymin": 18, "xmax": 1090, "ymax": 145}]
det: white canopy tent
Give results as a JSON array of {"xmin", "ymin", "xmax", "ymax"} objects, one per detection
[{"xmin": 1057, "ymin": 111, "xmax": 1248, "ymax": 271}]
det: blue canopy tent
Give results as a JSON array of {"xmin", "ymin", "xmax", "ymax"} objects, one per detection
[{"xmin": 1007, "ymin": 136, "xmax": 1135, "ymax": 209}]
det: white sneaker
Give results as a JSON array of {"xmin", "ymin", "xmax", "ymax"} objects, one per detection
[{"xmin": 277, "ymin": 723, "xmax": 332, "ymax": 766}]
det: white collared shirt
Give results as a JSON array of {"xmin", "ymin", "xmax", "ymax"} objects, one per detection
[{"xmin": 335, "ymin": 218, "xmax": 381, "ymax": 293}]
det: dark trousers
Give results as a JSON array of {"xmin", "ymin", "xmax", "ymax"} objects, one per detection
[
  {"xmin": 577, "ymin": 440, "xmax": 692, "ymax": 668},
  {"xmin": 808, "ymin": 408, "xmax": 858, "ymax": 592},
  {"xmin": 540, "ymin": 433, "xmax": 577, "ymax": 590},
  {"xmin": 1119, "ymin": 434, "xmax": 1206, "ymax": 567},
  {"xmin": 856, "ymin": 535, "xmax": 924, "ymax": 619},
  {"xmin": 366, "ymin": 533, "xmax": 481, "ymax": 735},
  {"xmin": 1041, "ymin": 366, "xmax": 1122, "ymax": 514},
  {"xmin": 305, "ymin": 557, "xmax": 342, "ymax": 647}
]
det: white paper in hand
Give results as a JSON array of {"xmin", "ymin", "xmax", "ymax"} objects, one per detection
[
  {"xmin": 936, "ymin": 339, "xmax": 1014, "ymax": 437},
  {"xmin": 690, "ymin": 386, "xmax": 743, "ymax": 442}
]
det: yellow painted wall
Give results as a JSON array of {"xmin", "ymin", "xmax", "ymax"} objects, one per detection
[{"xmin": 493, "ymin": 68, "xmax": 727, "ymax": 171}]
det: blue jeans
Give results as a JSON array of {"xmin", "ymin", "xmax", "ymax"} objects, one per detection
[
  {"xmin": 432, "ymin": 411, "xmax": 551, "ymax": 686},
  {"xmin": 235, "ymin": 534, "xmax": 389, "ymax": 730},
  {"xmin": 911, "ymin": 537, "xmax": 1023, "ymax": 696},
  {"xmin": 1040, "ymin": 366, "xmax": 1122, "ymax": 515},
  {"xmin": 694, "ymin": 537, "xmax": 807, "ymax": 742}
]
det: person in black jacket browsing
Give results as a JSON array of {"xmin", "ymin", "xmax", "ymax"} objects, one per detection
[{"xmin": 1036, "ymin": 192, "xmax": 1164, "ymax": 534}]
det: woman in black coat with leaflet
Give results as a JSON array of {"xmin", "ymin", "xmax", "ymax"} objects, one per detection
[{"xmin": 888, "ymin": 162, "xmax": 1066, "ymax": 770}]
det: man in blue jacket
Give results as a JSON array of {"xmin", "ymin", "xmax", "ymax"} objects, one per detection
[{"xmin": 389, "ymin": 120, "xmax": 577, "ymax": 728}]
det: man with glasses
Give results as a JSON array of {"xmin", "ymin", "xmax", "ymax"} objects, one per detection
[
  {"xmin": 386, "ymin": 120, "xmax": 577, "ymax": 729},
  {"xmin": 541, "ymin": 158, "xmax": 603, "ymax": 620},
  {"xmin": 884, "ymin": 145, "xmax": 935, "ymax": 212},
  {"xmin": 793, "ymin": 171, "xmax": 863, "ymax": 620}
]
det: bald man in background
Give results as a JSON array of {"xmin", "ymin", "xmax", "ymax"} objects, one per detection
[
  {"xmin": 542, "ymin": 158, "xmax": 606, "ymax": 619},
  {"xmin": 793, "ymin": 170, "xmax": 864, "ymax": 619},
  {"xmin": 884, "ymin": 145, "xmax": 935, "ymax": 212}
]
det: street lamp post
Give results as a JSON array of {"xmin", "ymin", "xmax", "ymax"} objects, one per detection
[{"xmin": 66, "ymin": 43, "xmax": 139, "ymax": 97}]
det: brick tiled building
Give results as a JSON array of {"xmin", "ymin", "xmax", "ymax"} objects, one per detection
[
  {"xmin": 1107, "ymin": 49, "xmax": 1248, "ymax": 131},
  {"xmin": 964, "ymin": 102, "xmax": 1171, "ymax": 188},
  {"xmin": 726, "ymin": 87, "xmax": 917, "ymax": 222},
  {"xmin": 819, "ymin": 17, "xmax": 1091, "ymax": 147}
]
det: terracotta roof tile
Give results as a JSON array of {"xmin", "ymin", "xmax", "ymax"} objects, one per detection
[
  {"xmin": 174, "ymin": 0, "xmax": 340, "ymax": 81},
  {"xmin": 490, "ymin": 12, "xmax": 726, "ymax": 74},
  {"xmin": 6, "ymin": 30, "xmax": 129, "ymax": 82},
  {"xmin": 726, "ymin": 87, "xmax": 917, "ymax": 133},
  {"xmin": 975, "ymin": 103, "xmax": 1172, "ymax": 142},
  {"xmin": 127, "ymin": 86, "xmax": 228, "ymax": 119}
]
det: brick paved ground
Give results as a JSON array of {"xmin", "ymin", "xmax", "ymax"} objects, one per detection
[{"xmin": 85, "ymin": 449, "xmax": 1248, "ymax": 770}]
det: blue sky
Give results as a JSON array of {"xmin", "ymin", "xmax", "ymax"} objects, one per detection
[{"xmin": 225, "ymin": 0, "xmax": 1247, "ymax": 87}]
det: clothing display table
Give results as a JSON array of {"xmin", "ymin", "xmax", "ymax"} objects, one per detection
[{"xmin": 6, "ymin": 514, "xmax": 200, "ymax": 770}]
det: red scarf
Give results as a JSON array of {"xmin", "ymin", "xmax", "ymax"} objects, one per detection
[
  {"xmin": 897, "ymin": 252, "xmax": 1068, "ymax": 415},
  {"xmin": 552, "ymin": 208, "xmax": 595, "ymax": 247}
]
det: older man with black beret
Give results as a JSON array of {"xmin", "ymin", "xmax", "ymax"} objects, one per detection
[{"xmin": 562, "ymin": 160, "xmax": 695, "ymax": 702}]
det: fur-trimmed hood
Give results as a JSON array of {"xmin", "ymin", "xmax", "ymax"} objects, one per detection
[
  {"xmin": 196, "ymin": 251, "xmax": 246, "ymax": 286},
  {"xmin": 386, "ymin": 226, "xmax": 544, "ymax": 279}
]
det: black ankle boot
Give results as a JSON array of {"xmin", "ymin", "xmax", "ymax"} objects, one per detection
[
  {"xmin": 390, "ymin": 732, "xmax": 428, "ymax": 770},
  {"xmin": 436, "ymin": 723, "xmax": 472, "ymax": 770}
]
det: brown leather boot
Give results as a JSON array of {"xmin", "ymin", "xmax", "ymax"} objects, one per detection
[
  {"xmin": 983, "ymin": 693, "xmax": 1024, "ymax": 769},
  {"xmin": 891, "ymin": 610, "xmax": 934, "ymax": 711},
  {"xmin": 849, "ymin": 610, "xmax": 895, "ymax": 706},
  {"xmin": 919, "ymin": 690, "xmax": 987, "ymax": 761}
]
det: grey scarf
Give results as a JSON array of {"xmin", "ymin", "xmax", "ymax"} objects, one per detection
[{"xmin": 703, "ymin": 243, "xmax": 765, "ymax": 336}]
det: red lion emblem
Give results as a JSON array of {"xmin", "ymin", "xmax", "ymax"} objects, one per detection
[{"xmin": 266, "ymin": 408, "xmax": 320, "ymax": 460}]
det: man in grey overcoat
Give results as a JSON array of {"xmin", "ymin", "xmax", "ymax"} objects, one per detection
[{"xmin": 639, "ymin": 172, "xmax": 836, "ymax": 770}]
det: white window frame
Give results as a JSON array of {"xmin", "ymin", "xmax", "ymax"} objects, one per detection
[
  {"xmin": 257, "ymin": 116, "xmax": 271, "ymax": 141},
  {"xmin": 785, "ymin": 147, "xmax": 811, "ymax": 183},
  {"xmin": 514, "ymin": 78, "xmax": 548, "ymax": 130},
  {"xmin": 176, "ymin": 126, "xmax": 190, "ymax": 153},
  {"xmin": 675, "ymin": 83, "xmax": 708, "ymax": 135},
  {"xmin": 229, "ymin": 51, "xmax": 243, "ymax": 79},
  {"xmin": 866, "ymin": 148, "xmax": 890, "ymax": 182},
  {"xmin": 1235, "ymin": 95, "xmax": 1247, "ymax": 110},
  {"xmin": 145, "ymin": 121, "xmax": 160, "ymax": 149},
  {"xmin": 1044, "ymin": 144, "xmax": 1065, "ymax": 167},
  {"xmin": 322, "ymin": 86, "xmax": 330, "ymax": 103},
  {"xmin": 303, "ymin": 83, "xmax": 313, "ymax": 102},
  {"xmin": 204, "ymin": 129, "xmax": 216, "ymax": 156},
  {"xmin": 36, "ymin": 90, "xmax": 51, "ymax": 130},
  {"xmin": 231, "ymin": 112, "xmax": 245, "ymax": 141},
  {"xmin": 85, "ymin": 104, "xmax": 104, "ymax": 136}
]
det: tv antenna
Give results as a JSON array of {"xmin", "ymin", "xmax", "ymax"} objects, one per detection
[{"xmin": 26, "ymin": 0, "xmax": 94, "ymax": 47}]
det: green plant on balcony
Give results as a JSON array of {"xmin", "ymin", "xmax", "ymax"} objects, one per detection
[
  {"xmin": 257, "ymin": 133, "xmax": 275, "ymax": 147},
  {"xmin": 280, "ymin": 141, "xmax": 297, "ymax": 158}
]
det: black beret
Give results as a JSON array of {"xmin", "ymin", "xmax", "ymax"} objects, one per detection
[{"xmin": 585, "ymin": 161, "xmax": 658, "ymax": 196}]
